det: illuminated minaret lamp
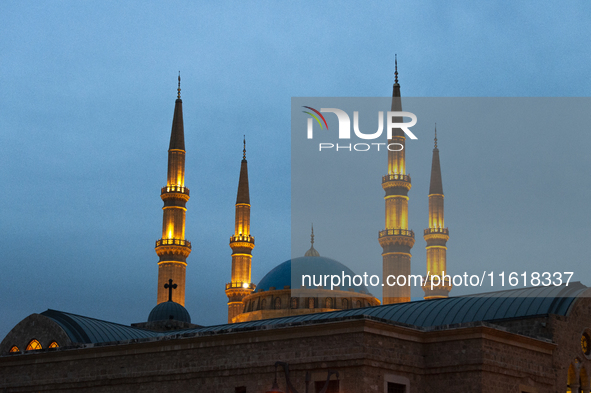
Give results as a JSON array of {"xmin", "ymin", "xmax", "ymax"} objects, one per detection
[
  {"xmin": 379, "ymin": 56, "xmax": 415, "ymax": 304},
  {"xmin": 421, "ymin": 126, "xmax": 452, "ymax": 299},
  {"xmin": 154, "ymin": 74, "xmax": 191, "ymax": 306},
  {"xmin": 225, "ymin": 138, "xmax": 255, "ymax": 323}
]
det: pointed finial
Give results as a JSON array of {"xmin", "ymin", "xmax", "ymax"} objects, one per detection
[
  {"xmin": 243, "ymin": 135, "xmax": 246, "ymax": 160},
  {"xmin": 304, "ymin": 224, "xmax": 320, "ymax": 257},
  {"xmin": 394, "ymin": 54, "xmax": 398, "ymax": 85},
  {"xmin": 177, "ymin": 71, "xmax": 181, "ymax": 99},
  {"xmin": 434, "ymin": 123, "xmax": 438, "ymax": 148}
]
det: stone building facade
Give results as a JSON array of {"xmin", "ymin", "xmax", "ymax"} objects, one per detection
[{"xmin": 1, "ymin": 285, "xmax": 590, "ymax": 392}]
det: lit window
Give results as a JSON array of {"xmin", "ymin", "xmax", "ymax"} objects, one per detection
[
  {"xmin": 308, "ymin": 298, "xmax": 315, "ymax": 309},
  {"xmin": 48, "ymin": 341, "xmax": 59, "ymax": 349},
  {"xmin": 9, "ymin": 346, "xmax": 19, "ymax": 353},
  {"xmin": 26, "ymin": 339, "xmax": 42, "ymax": 351},
  {"xmin": 325, "ymin": 298, "xmax": 333, "ymax": 308},
  {"xmin": 291, "ymin": 297, "xmax": 298, "ymax": 309}
]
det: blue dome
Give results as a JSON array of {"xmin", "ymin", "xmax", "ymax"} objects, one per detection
[
  {"xmin": 148, "ymin": 301, "xmax": 191, "ymax": 323},
  {"xmin": 255, "ymin": 256, "xmax": 370, "ymax": 294}
]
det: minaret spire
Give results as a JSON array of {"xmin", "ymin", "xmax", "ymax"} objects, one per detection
[
  {"xmin": 380, "ymin": 59, "xmax": 414, "ymax": 304},
  {"xmin": 429, "ymin": 125, "xmax": 443, "ymax": 195},
  {"xmin": 154, "ymin": 76, "xmax": 192, "ymax": 306},
  {"xmin": 422, "ymin": 125, "xmax": 451, "ymax": 299},
  {"xmin": 226, "ymin": 138, "xmax": 255, "ymax": 323}
]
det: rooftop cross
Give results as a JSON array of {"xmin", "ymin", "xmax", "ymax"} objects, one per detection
[{"xmin": 164, "ymin": 279, "xmax": 178, "ymax": 302}]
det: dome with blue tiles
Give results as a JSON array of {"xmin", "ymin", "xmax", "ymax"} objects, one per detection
[
  {"xmin": 254, "ymin": 256, "xmax": 371, "ymax": 294},
  {"xmin": 255, "ymin": 226, "xmax": 371, "ymax": 295}
]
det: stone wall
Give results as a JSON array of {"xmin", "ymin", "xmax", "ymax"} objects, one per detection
[{"xmin": 0, "ymin": 316, "xmax": 565, "ymax": 393}]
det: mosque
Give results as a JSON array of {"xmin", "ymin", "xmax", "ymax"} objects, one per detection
[{"xmin": 1, "ymin": 70, "xmax": 590, "ymax": 393}]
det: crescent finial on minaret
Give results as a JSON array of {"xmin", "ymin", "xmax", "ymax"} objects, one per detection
[
  {"xmin": 243, "ymin": 135, "xmax": 246, "ymax": 161},
  {"xmin": 305, "ymin": 224, "xmax": 320, "ymax": 257},
  {"xmin": 434, "ymin": 123, "xmax": 438, "ymax": 149},
  {"xmin": 177, "ymin": 71, "xmax": 181, "ymax": 100},
  {"xmin": 394, "ymin": 54, "xmax": 399, "ymax": 85}
]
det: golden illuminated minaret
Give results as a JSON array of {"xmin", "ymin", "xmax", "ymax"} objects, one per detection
[
  {"xmin": 225, "ymin": 138, "xmax": 255, "ymax": 323},
  {"xmin": 154, "ymin": 74, "xmax": 191, "ymax": 306},
  {"xmin": 422, "ymin": 126, "xmax": 452, "ymax": 299},
  {"xmin": 379, "ymin": 57, "xmax": 415, "ymax": 304}
]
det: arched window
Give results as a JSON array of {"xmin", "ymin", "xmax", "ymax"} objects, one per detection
[
  {"xmin": 580, "ymin": 366, "xmax": 590, "ymax": 393},
  {"xmin": 48, "ymin": 341, "xmax": 59, "ymax": 349},
  {"xmin": 325, "ymin": 298, "xmax": 333, "ymax": 308},
  {"xmin": 356, "ymin": 300, "xmax": 362, "ymax": 308},
  {"xmin": 26, "ymin": 339, "xmax": 42, "ymax": 351},
  {"xmin": 567, "ymin": 363, "xmax": 576, "ymax": 391},
  {"xmin": 9, "ymin": 346, "xmax": 19, "ymax": 353},
  {"xmin": 291, "ymin": 297, "xmax": 298, "ymax": 309},
  {"xmin": 308, "ymin": 298, "xmax": 315, "ymax": 309},
  {"xmin": 274, "ymin": 297, "xmax": 281, "ymax": 309},
  {"xmin": 342, "ymin": 298, "xmax": 348, "ymax": 309},
  {"xmin": 261, "ymin": 299, "xmax": 266, "ymax": 310}
]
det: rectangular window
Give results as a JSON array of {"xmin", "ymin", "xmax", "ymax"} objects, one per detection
[
  {"xmin": 314, "ymin": 380, "xmax": 339, "ymax": 393},
  {"xmin": 387, "ymin": 382, "xmax": 406, "ymax": 393}
]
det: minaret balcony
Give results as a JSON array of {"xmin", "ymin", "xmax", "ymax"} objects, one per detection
[
  {"xmin": 225, "ymin": 282, "xmax": 256, "ymax": 291},
  {"xmin": 379, "ymin": 228, "xmax": 414, "ymax": 238},
  {"xmin": 379, "ymin": 228, "xmax": 415, "ymax": 249},
  {"xmin": 230, "ymin": 234, "xmax": 255, "ymax": 244},
  {"xmin": 155, "ymin": 238, "xmax": 192, "ymax": 248},
  {"xmin": 424, "ymin": 228, "xmax": 449, "ymax": 236},
  {"xmin": 382, "ymin": 174, "xmax": 412, "ymax": 192},
  {"xmin": 161, "ymin": 185, "xmax": 190, "ymax": 196},
  {"xmin": 382, "ymin": 174, "xmax": 411, "ymax": 183}
]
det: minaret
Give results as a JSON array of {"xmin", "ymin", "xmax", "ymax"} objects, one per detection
[
  {"xmin": 422, "ymin": 126, "xmax": 451, "ymax": 299},
  {"xmin": 379, "ymin": 56, "xmax": 415, "ymax": 304},
  {"xmin": 225, "ymin": 137, "xmax": 255, "ymax": 323},
  {"xmin": 154, "ymin": 74, "xmax": 191, "ymax": 306}
]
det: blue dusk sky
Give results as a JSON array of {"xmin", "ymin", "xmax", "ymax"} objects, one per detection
[{"xmin": 1, "ymin": 1, "xmax": 590, "ymax": 339}]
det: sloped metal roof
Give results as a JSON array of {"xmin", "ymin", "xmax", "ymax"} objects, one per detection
[
  {"xmin": 41, "ymin": 310, "xmax": 160, "ymax": 344},
  {"xmin": 183, "ymin": 282, "xmax": 587, "ymax": 334},
  {"xmin": 41, "ymin": 283, "xmax": 587, "ymax": 345}
]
